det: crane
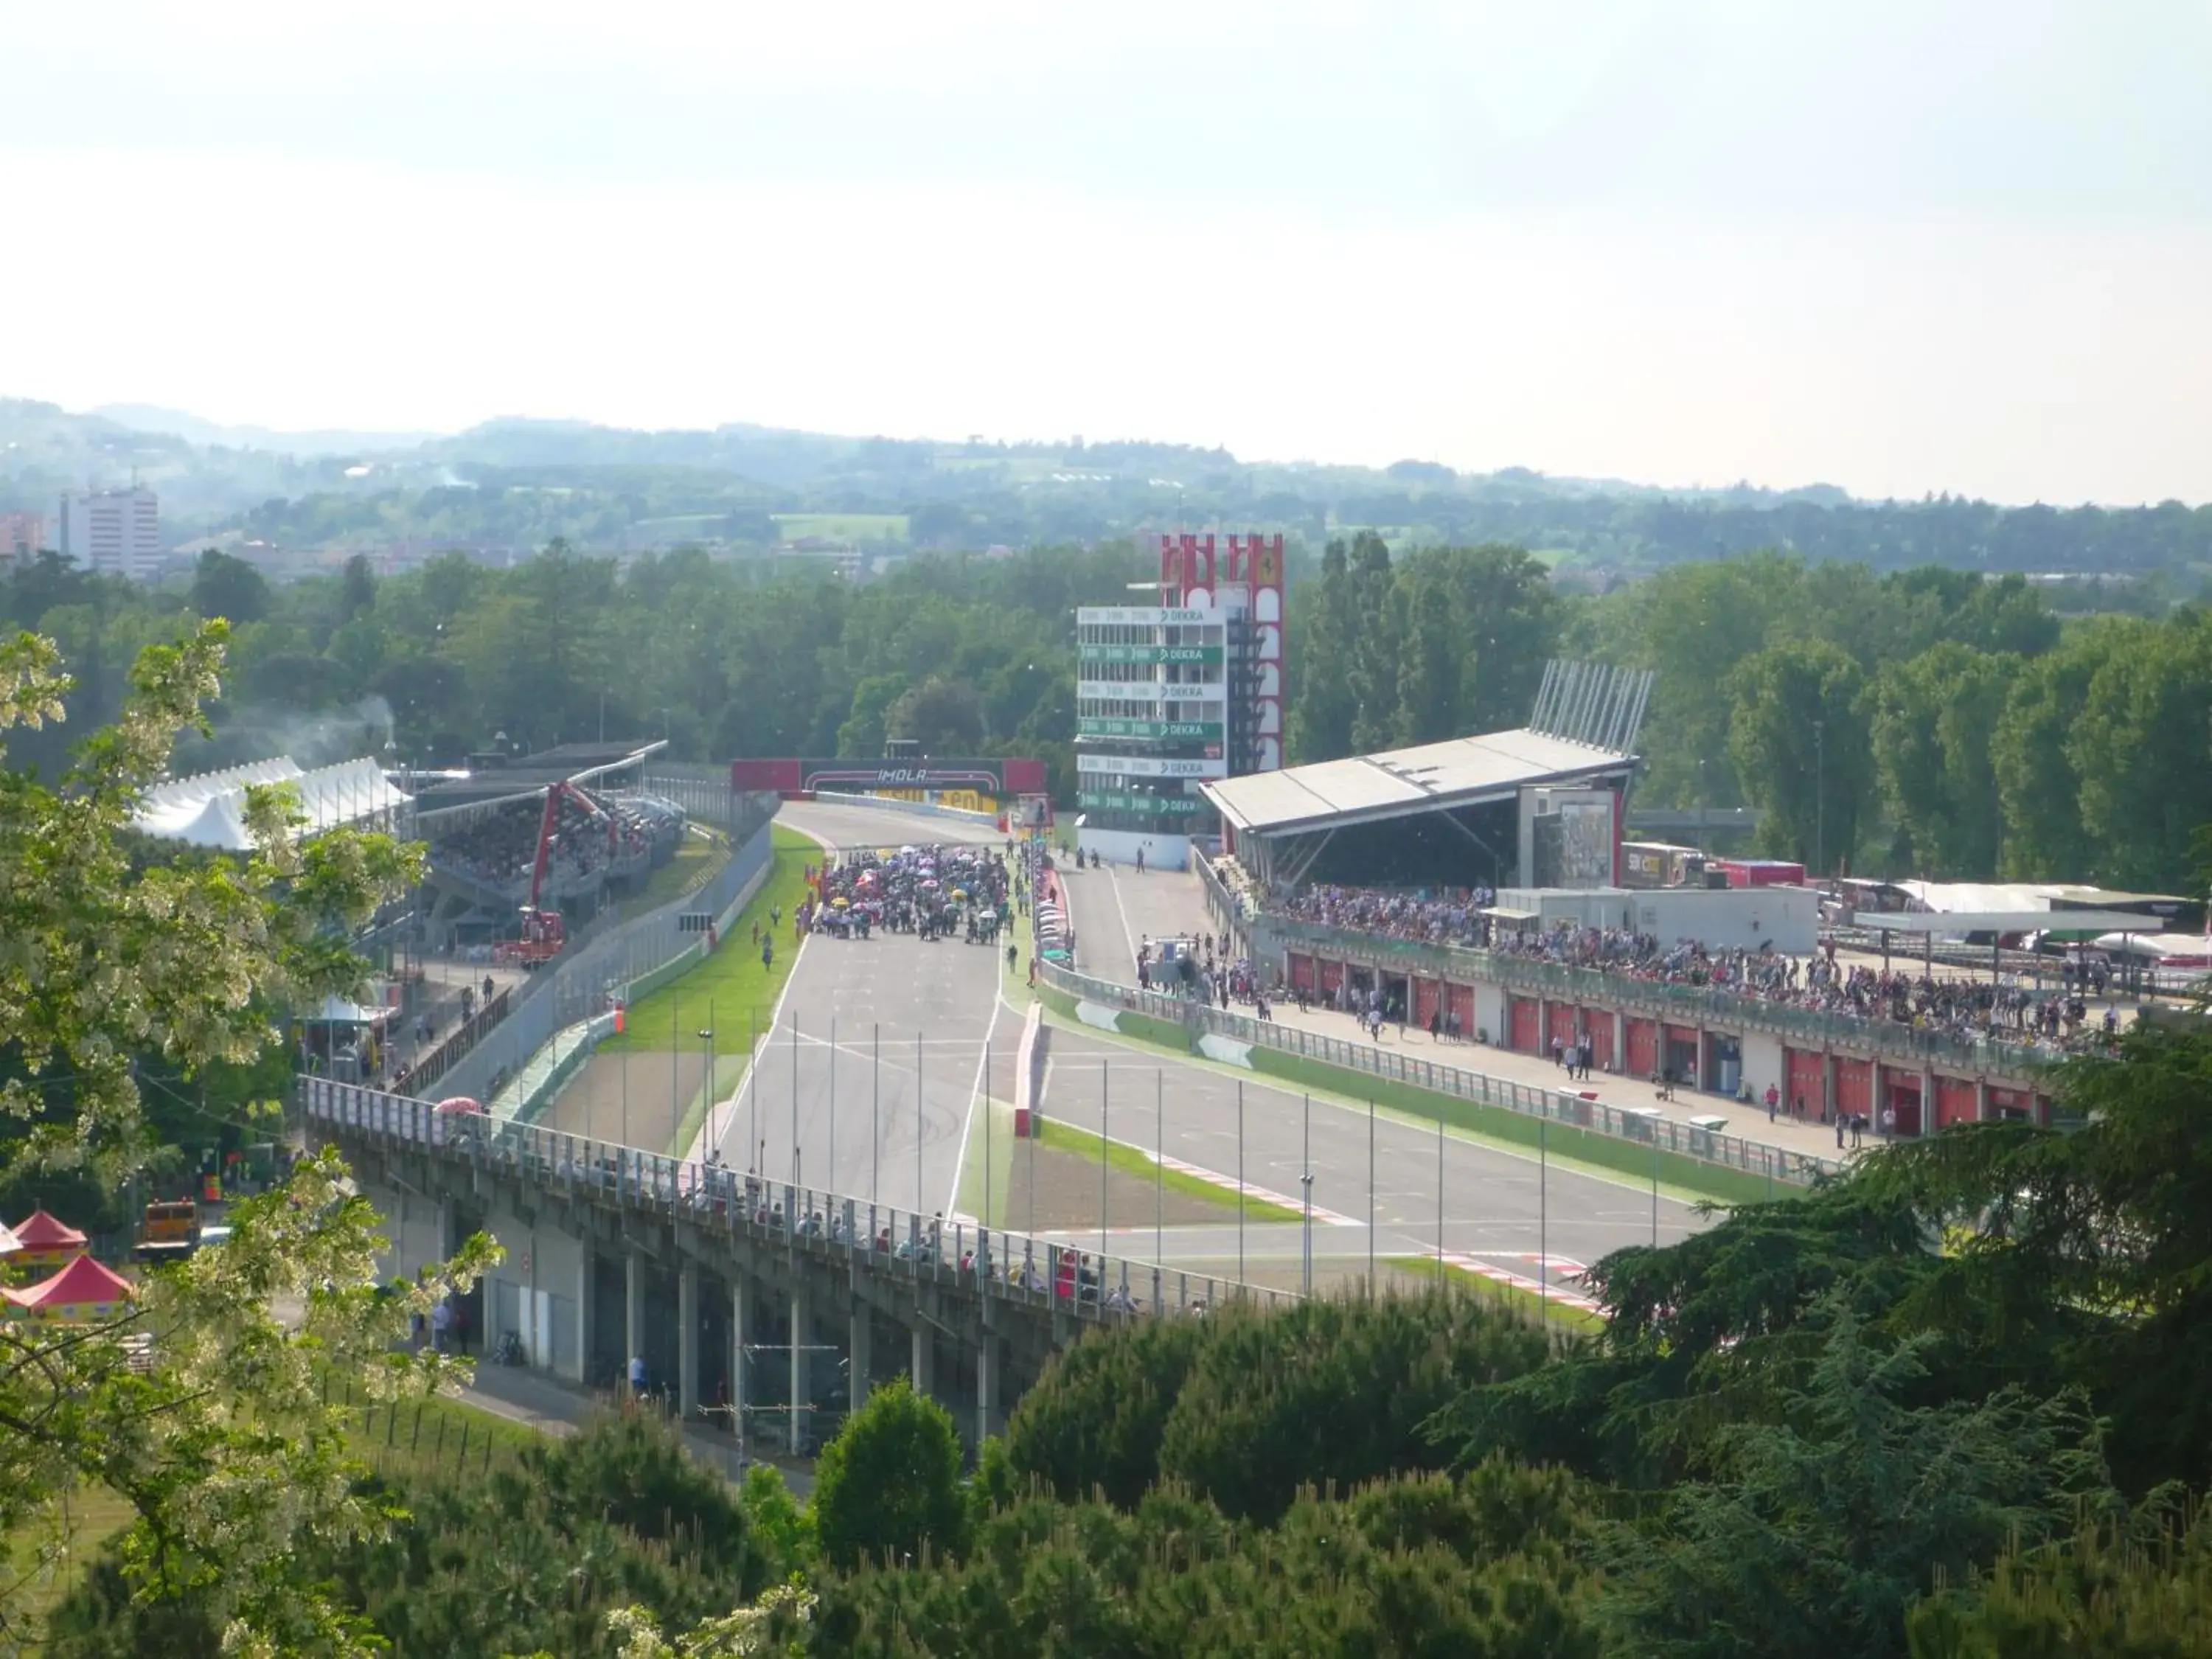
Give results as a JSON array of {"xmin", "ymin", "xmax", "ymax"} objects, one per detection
[{"xmin": 493, "ymin": 782, "xmax": 615, "ymax": 969}]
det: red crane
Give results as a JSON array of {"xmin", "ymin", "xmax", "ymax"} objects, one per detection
[{"xmin": 493, "ymin": 782, "xmax": 613, "ymax": 969}]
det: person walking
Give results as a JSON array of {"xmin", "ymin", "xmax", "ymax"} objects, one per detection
[{"xmin": 628, "ymin": 1352, "xmax": 648, "ymax": 1403}]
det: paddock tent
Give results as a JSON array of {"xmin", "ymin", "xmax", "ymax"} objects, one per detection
[
  {"xmin": 9, "ymin": 1208, "xmax": 87, "ymax": 1270},
  {"xmin": 132, "ymin": 757, "xmax": 409, "ymax": 849},
  {"xmin": 2, "ymin": 1254, "xmax": 135, "ymax": 1323}
]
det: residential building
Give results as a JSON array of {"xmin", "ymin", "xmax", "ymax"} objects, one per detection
[
  {"xmin": 0, "ymin": 511, "xmax": 45, "ymax": 561},
  {"xmin": 55, "ymin": 487, "xmax": 161, "ymax": 580}
]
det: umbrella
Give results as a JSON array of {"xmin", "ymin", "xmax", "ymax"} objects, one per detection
[
  {"xmin": 832, "ymin": 897, "xmax": 850, "ymax": 909},
  {"xmin": 952, "ymin": 888, "xmax": 970, "ymax": 901},
  {"xmin": 435, "ymin": 1097, "xmax": 484, "ymax": 1116}
]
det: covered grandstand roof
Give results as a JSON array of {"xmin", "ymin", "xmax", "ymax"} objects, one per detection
[
  {"xmin": 411, "ymin": 739, "xmax": 665, "ymax": 810},
  {"xmin": 132, "ymin": 757, "xmax": 408, "ymax": 850},
  {"xmin": 1204, "ymin": 728, "xmax": 1635, "ymax": 838}
]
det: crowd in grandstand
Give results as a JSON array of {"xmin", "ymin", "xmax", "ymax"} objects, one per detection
[
  {"xmin": 434, "ymin": 792, "xmax": 683, "ymax": 892},
  {"xmin": 1270, "ymin": 880, "xmax": 2125, "ymax": 1054},
  {"xmin": 1277, "ymin": 883, "xmax": 1496, "ymax": 945}
]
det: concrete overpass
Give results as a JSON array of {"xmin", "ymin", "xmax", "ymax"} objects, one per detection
[{"xmin": 307, "ymin": 1077, "xmax": 1281, "ymax": 1458}]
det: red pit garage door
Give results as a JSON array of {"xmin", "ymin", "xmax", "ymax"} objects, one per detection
[
  {"xmin": 1787, "ymin": 1048, "xmax": 1827, "ymax": 1119},
  {"xmin": 1835, "ymin": 1057, "xmax": 1874, "ymax": 1124},
  {"xmin": 1287, "ymin": 953, "xmax": 1315, "ymax": 992},
  {"xmin": 1413, "ymin": 977, "xmax": 1441, "ymax": 1030},
  {"xmin": 1547, "ymin": 1002, "xmax": 1579, "ymax": 1057},
  {"xmin": 1935, "ymin": 1076, "xmax": 1980, "ymax": 1130},
  {"xmin": 1585, "ymin": 1015, "xmax": 1616, "ymax": 1072},
  {"xmin": 1986, "ymin": 1085, "xmax": 2033, "ymax": 1122},
  {"xmin": 1318, "ymin": 959, "xmax": 1344, "ymax": 1001},
  {"xmin": 1624, "ymin": 1018, "xmax": 1658, "ymax": 1078},
  {"xmin": 1448, "ymin": 984, "xmax": 1475, "ymax": 1039},
  {"xmin": 1509, "ymin": 996, "xmax": 1543, "ymax": 1054},
  {"xmin": 1509, "ymin": 997, "xmax": 1543, "ymax": 1054},
  {"xmin": 1882, "ymin": 1069, "xmax": 1924, "ymax": 1137}
]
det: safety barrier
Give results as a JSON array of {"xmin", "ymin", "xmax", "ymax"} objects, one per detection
[
  {"xmin": 1035, "ymin": 959, "xmax": 1842, "ymax": 1189},
  {"xmin": 300, "ymin": 1074, "xmax": 1298, "ymax": 1320},
  {"xmin": 810, "ymin": 790, "xmax": 999, "ymax": 827}
]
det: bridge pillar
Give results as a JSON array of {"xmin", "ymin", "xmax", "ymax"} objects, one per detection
[
  {"xmin": 789, "ymin": 1287, "xmax": 810, "ymax": 1455},
  {"xmin": 678, "ymin": 1262, "xmax": 699, "ymax": 1419},
  {"xmin": 624, "ymin": 1251, "xmax": 644, "ymax": 1380},
  {"xmin": 730, "ymin": 1278, "xmax": 748, "ymax": 1453},
  {"xmin": 849, "ymin": 1306, "xmax": 872, "ymax": 1416},
  {"xmin": 911, "ymin": 1323, "xmax": 934, "ymax": 1400},
  {"xmin": 976, "ymin": 1331, "xmax": 1001, "ymax": 1444},
  {"xmin": 574, "ymin": 1239, "xmax": 595, "ymax": 1385}
]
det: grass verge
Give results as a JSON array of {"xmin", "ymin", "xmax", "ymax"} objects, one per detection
[
  {"xmin": 1389, "ymin": 1253, "xmax": 1608, "ymax": 1335},
  {"xmin": 958, "ymin": 1095, "xmax": 1018, "ymax": 1230},
  {"xmin": 1031, "ymin": 978, "xmax": 1776, "ymax": 1208},
  {"xmin": 599, "ymin": 824, "xmax": 820, "ymax": 1154},
  {"xmin": 629, "ymin": 826, "xmax": 731, "ymax": 913},
  {"xmin": 1032, "ymin": 1117, "xmax": 1307, "ymax": 1225}
]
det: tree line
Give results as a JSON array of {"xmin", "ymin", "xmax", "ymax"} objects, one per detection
[
  {"xmin": 14, "ymin": 527, "xmax": 2211, "ymax": 891},
  {"xmin": 1287, "ymin": 538, "xmax": 2212, "ymax": 893},
  {"xmin": 0, "ymin": 539, "xmax": 1165, "ymax": 804}
]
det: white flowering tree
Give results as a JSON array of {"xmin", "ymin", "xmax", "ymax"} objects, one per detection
[{"xmin": 0, "ymin": 622, "xmax": 498, "ymax": 1656}]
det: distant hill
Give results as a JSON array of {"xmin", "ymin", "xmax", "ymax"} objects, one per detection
[
  {"xmin": 93, "ymin": 404, "xmax": 443, "ymax": 456},
  {"xmin": 3, "ymin": 397, "xmax": 2204, "ymax": 576}
]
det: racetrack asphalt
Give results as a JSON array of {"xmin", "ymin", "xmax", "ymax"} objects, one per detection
[{"xmin": 681, "ymin": 801, "xmax": 1711, "ymax": 1294}]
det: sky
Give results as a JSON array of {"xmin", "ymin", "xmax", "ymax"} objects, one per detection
[{"xmin": 6, "ymin": 1, "xmax": 2209, "ymax": 505}]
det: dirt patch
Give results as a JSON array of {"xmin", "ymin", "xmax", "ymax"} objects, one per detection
[
  {"xmin": 543, "ymin": 1049, "xmax": 702, "ymax": 1152},
  {"xmin": 1004, "ymin": 1138, "xmax": 1239, "ymax": 1233}
]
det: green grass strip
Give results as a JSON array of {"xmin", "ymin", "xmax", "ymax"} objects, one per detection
[
  {"xmin": 1388, "ymin": 1254, "xmax": 1608, "ymax": 1335},
  {"xmin": 1030, "ymin": 978, "xmax": 1779, "ymax": 1208},
  {"xmin": 1031, "ymin": 1116, "xmax": 1308, "ymax": 1225},
  {"xmin": 599, "ymin": 824, "xmax": 821, "ymax": 1154}
]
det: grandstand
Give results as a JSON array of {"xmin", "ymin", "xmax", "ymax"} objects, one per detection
[
  {"xmin": 412, "ymin": 740, "xmax": 687, "ymax": 949},
  {"xmin": 1204, "ymin": 661, "xmax": 1653, "ymax": 892},
  {"xmin": 131, "ymin": 756, "xmax": 409, "ymax": 848}
]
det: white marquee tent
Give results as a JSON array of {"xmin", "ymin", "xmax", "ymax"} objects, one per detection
[{"xmin": 132, "ymin": 757, "xmax": 409, "ymax": 849}]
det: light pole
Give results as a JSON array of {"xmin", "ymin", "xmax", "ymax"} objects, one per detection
[
  {"xmin": 698, "ymin": 1009, "xmax": 714, "ymax": 1161},
  {"xmin": 1813, "ymin": 717, "xmax": 1826, "ymax": 876},
  {"xmin": 1301, "ymin": 1172, "xmax": 1315, "ymax": 1298}
]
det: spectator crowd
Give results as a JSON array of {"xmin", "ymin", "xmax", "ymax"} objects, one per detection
[{"xmin": 1269, "ymin": 880, "xmax": 2125, "ymax": 1057}]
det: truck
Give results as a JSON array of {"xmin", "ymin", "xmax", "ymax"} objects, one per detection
[{"xmin": 134, "ymin": 1198, "xmax": 201, "ymax": 1263}]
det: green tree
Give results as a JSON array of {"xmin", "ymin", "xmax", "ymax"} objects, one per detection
[
  {"xmin": 1601, "ymin": 1306, "xmax": 2116, "ymax": 1659},
  {"xmin": 2066, "ymin": 608, "xmax": 2212, "ymax": 889},
  {"xmin": 188, "ymin": 550, "xmax": 272, "ymax": 626},
  {"xmin": 0, "ymin": 621, "xmax": 495, "ymax": 1655},
  {"xmin": 1726, "ymin": 637, "xmax": 1874, "ymax": 873},
  {"xmin": 1344, "ymin": 531, "xmax": 1402, "ymax": 754},
  {"xmin": 810, "ymin": 1377, "xmax": 967, "ymax": 1571},
  {"xmin": 884, "ymin": 674, "xmax": 984, "ymax": 754},
  {"xmin": 1287, "ymin": 537, "xmax": 1358, "ymax": 762},
  {"xmin": 1871, "ymin": 644, "xmax": 2014, "ymax": 876}
]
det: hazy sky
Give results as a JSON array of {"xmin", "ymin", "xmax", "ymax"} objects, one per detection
[{"xmin": 7, "ymin": 1, "xmax": 2209, "ymax": 504}]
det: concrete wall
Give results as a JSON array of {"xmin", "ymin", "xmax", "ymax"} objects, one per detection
[
  {"xmin": 364, "ymin": 1180, "xmax": 448, "ymax": 1284},
  {"xmin": 1473, "ymin": 982, "xmax": 1508, "ymax": 1046},
  {"xmin": 1742, "ymin": 1032, "xmax": 1786, "ymax": 1108},
  {"xmin": 1077, "ymin": 826, "xmax": 1192, "ymax": 871},
  {"xmin": 481, "ymin": 1203, "xmax": 590, "ymax": 1379}
]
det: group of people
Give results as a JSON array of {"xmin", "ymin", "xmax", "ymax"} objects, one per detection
[
  {"xmin": 1135, "ymin": 933, "xmax": 1277, "ymax": 1019},
  {"xmin": 434, "ymin": 793, "xmax": 684, "ymax": 893},
  {"xmin": 1270, "ymin": 879, "xmax": 2127, "ymax": 1058},
  {"xmin": 1276, "ymin": 883, "xmax": 1498, "ymax": 946},
  {"xmin": 801, "ymin": 843, "xmax": 1014, "ymax": 944}
]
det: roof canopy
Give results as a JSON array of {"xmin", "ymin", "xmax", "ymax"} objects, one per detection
[
  {"xmin": 133, "ymin": 757, "xmax": 409, "ymax": 849},
  {"xmin": 1204, "ymin": 727, "xmax": 1634, "ymax": 838},
  {"xmin": 4, "ymin": 1253, "xmax": 134, "ymax": 1310},
  {"xmin": 1856, "ymin": 910, "xmax": 2168, "ymax": 936},
  {"xmin": 10, "ymin": 1208, "xmax": 87, "ymax": 1249}
]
